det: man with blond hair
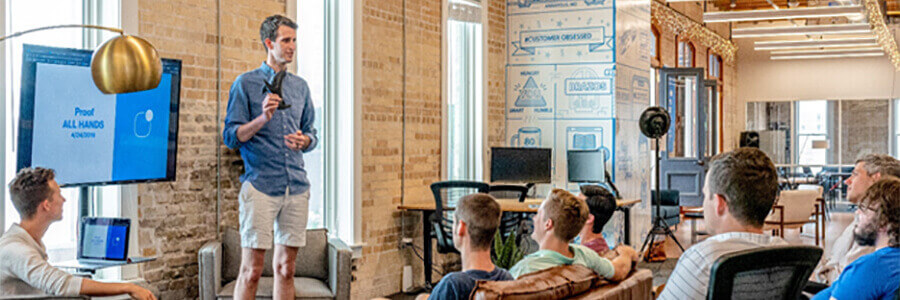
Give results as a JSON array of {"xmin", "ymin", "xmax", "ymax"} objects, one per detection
[{"xmin": 509, "ymin": 189, "xmax": 637, "ymax": 281}]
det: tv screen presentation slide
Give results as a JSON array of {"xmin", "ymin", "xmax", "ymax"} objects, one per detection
[{"xmin": 17, "ymin": 44, "xmax": 181, "ymax": 186}]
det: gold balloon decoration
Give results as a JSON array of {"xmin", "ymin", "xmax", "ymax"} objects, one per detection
[{"xmin": 91, "ymin": 35, "xmax": 163, "ymax": 94}]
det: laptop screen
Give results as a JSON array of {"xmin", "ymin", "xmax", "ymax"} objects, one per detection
[{"xmin": 79, "ymin": 217, "xmax": 130, "ymax": 260}]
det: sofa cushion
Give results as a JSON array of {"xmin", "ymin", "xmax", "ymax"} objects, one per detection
[
  {"xmin": 216, "ymin": 277, "xmax": 333, "ymax": 300},
  {"xmin": 471, "ymin": 265, "xmax": 601, "ymax": 299},
  {"xmin": 222, "ymin": 228, "xmax": 329, "ymax": 282}
]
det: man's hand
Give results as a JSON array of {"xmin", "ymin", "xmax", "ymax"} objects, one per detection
[
  {"xmin": 262, "ymin": 93, "xmax": 282, "ymax": 122},
  {"xmin": 284, "ymin": 130, "xmax": 311, "ymax": 151},
  {"xmin": 127, "ymin": 284, "xmax": 156, "ymax": 300},
  {"xmin": 615, "ymin": 245, "xmax": 640, "ymax": 262}
]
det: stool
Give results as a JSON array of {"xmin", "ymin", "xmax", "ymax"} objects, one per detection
[{"xmin": 683, "ymin": 211, "xmax": 708, "ymax": 244}]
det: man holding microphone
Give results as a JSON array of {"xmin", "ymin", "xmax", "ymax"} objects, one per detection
[{"xmin": 223, "ymin": 15, "xmax": 318, "ymax": 300}]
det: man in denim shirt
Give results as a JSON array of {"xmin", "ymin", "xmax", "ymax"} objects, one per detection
[{"xmin": 222, "ymin": 15, "xmax": 318, "ymax": 299}]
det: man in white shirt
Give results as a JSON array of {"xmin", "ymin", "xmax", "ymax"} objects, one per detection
[
  {"xmin": 0, "ymin": 167, "xmax": 154, "ymax": 299},
  {"xmin": 813, "ymin": 154, "xmax": 900, "ymax": 284},
  {"xmin": 658, "ymin": 148, "xmax": 787, "ymax": 300}
]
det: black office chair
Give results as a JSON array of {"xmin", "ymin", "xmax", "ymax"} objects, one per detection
[
  {"xmin": 488, "ymin": 184, "xmax": 530, "ymax": 240},
  {"xmin": 707, "ymin": 245, "xmax": 823, "ymax": 300},
  {"xmin": 651, "ymin": 189, "xmax": 680, "ymax": 228},
  {"xmin": 430, "ymin": 181, "xmax": 490, "ymax": 254}
]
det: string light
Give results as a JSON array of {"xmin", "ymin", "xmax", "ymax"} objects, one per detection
[
  {"xmin": 651, "ymin": 1, "xmax": 738, "ymax": 64},
  {"xmin": 864, "ymin": 0, "xmax": 900, "ymax": 69}
]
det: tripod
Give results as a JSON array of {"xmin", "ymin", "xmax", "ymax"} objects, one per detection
[{"xmin": 639, "ymin": 138, "xmax": 685, "ymax": 257}]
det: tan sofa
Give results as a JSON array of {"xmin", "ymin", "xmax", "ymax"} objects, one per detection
[{"xmin": 471, "ymin": 265, "xmax": 652, "ymax": 299}]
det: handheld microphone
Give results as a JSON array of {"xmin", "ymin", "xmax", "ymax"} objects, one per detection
[{"xmin": 263, "ymin": 70, "xmax": 291, "ymax": 110}]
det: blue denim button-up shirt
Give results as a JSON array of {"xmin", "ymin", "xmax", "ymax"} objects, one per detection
[{"xmin": 223, "ymin": 62, "xmax": 318, "ymax": 196}]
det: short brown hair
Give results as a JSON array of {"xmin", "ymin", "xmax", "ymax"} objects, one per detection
[
  {"xmin": 859, "ymin": 177, "xmax": 900, "ymax": 247},
  {"xmin": 856, "ymin": 154, "xmax": 900, "ymax": 178},
  {"xmin": 543, "ymin": 189, "xmax": 589, "ymax": 242},
  {"xmin": 8, "ymin": 167, "xmax": 55, "ymax": 219},
  {"xmin": 706, "ymin": 148, "xmax": 779, "ymax": 228},
  {"xmin": 456, "ymin": 193, "xmax": 502, "ymax": 250},
  {"xmin": 259, "ymin": 15, "xmax": 297, "ymax": 51}
]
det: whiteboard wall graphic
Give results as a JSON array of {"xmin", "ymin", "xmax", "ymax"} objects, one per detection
[{"xmin": 506, "ymin": 0, "xmax": 616, "ymax": 193}]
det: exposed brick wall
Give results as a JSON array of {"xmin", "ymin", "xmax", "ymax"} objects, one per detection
[
  {"xmin": 487, "ymin": 0, "xmax": 507, "ymax": 148},
  {"xmin": 135, "ymin": 0, "xmax": 285, "ymax": 298},
  {"xmin": 354, "ymin": 0, "xmax": 507, "ymax": 298}
]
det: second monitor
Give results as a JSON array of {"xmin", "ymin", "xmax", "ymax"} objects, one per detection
[
  {"xmin": 568, "ymin": 149, "xmax": 606, "ymax": 183},
  {"xmin": 490, "ymin": 147, "xmax": 551, "ymax": 184}
]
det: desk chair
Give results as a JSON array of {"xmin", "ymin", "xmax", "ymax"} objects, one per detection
[
  {"xmin": 489, "ymin": 184, "xmax": 530, "ymax": 241},
  {"xmin": 707, "ymin": 245, "xmax": 822, "ymax": 300},
  {"xmin": 429, "ymin": 181, "xmax": 490, "ymax": 254}
]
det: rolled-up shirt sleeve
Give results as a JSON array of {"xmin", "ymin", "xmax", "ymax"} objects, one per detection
[
  {"xmin": 7, "ymin": 247, "xmax": 82, "ymax": 295},
  {"xmin": 300, "ymin": 88, "xmax": 318, "ymax": 153},
  {"xmin": 223, "ymin": 76, "xmax": 250, "ymax": 149}
]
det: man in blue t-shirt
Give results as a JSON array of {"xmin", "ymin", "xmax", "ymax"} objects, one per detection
[
  {"xmin": 416, "ymin": 194, "xmax": 513, "ymax": 300},
  {"xmin": 813, "ymin": 177, "xmax": 900, "ymax": 300}
]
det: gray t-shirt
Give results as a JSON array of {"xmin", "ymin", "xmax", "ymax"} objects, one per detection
[{"xmin": 0, "ymin": 224, "xmax": 82, "ymax": 296}]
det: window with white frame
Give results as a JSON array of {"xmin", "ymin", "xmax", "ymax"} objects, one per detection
[
  {"xmin": 2, "ymin": 0, "xmax": 121, "ymax": 268},
  {"xmin": 446, "ymin": 0, "xmax": 483, "ymax": 181},
  {"xmin": 296, "ymin": 0, "xmax": 326, "ymax": 229},
  {"xmin": 294, "ymin": 0, "xmax": 358, "ymax": 243},
  {"xmin": 796, "ymin": 100, "xmax": 829, "ymax": 165}
]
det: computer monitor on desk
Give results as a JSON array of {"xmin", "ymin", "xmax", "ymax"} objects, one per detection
[
  {"xmin": 490, "ymin": 147, "xmax": 551, "ymax": 184},
  {"xmin": 568, "ymin": 149, "xmax": 606, "ymax": 183}
]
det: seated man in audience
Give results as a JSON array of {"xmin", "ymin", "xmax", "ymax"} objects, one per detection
[
  {"xmin": 0, "ymin": 168, "xmax": 155, "ymax": 300},
  {"xmin": 814, "ymin": 154, "xmax": 900, "ymax": 284},
  {"xmin": 576, "ymin": 185, "xmax": 617, "ymax": 256},
  {"xmin": 417, "ymin": 193, "xmax": 513, "ymax": 300},
  {"xmin": 813, "ymin": 177, "xmax": 900, "ymax": 300},
  {"xmin": 509, "ymin": 189, "xmax": 638, "ymax": 281},
  {"xmin": 659, "ymin": 148, "xmax": 787, "ymax": 300}
]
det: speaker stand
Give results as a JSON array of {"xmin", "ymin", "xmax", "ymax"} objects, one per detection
[{"xmin": 639, "ymin": 138, "xmax": 685, "ymax": 258}]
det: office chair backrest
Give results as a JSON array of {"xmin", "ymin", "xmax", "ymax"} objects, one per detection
[
  {"xmin": 707, "ymin": 245, "xmax": 823, "ymax": 300},
  {"xmin": 488, "ymin": 184, "xmax": 529, "ymax": 202},
  {"xmin": 488, "ymin": 184, "xmax": 530, "ymax": 240},
  {"xmin": 429, "ymin": 181, "xmax": 490, "ymax": 254},
  {"xmin": 651, "ymin": 189, "xmax": 679, "ymax": 206}
]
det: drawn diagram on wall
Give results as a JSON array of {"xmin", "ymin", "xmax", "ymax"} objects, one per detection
[{"xmin": 506, "ymin": 0, "xmax": 617, "ymax": 191}]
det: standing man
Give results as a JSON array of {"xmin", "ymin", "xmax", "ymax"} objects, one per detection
[{"xmin": 223, "ymin": 15, "xmax": 318, "ymax": 300}]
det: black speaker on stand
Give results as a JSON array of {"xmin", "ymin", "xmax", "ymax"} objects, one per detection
[
  {"xmin": 638, "ymin": 107, "xmax": 685, "ymax": 259},
  {"xmin": 740, "ymin": 131, "xmax": 760, "ymax": 148}
]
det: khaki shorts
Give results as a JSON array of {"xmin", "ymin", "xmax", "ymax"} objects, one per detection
[{"xmin": 238, "ymin": 182, "xmax": 309, "ymax": 249}]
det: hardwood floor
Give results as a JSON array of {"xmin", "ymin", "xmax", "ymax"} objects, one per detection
[{"xmin": 661, "ymin": 211, "xmax": 854, "ymax": 258}]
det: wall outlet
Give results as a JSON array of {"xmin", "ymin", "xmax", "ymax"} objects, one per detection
[{"xmin": 401, "ymin": 237, "xmax": 414, "ymax": 246}]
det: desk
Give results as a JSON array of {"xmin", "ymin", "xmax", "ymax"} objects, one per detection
[
  {"xmin": 54, "ymin": 257, "xmax": 155, "ymax": 278},
  {"xmin": 398, "ymin": 198, "xmax": 640, "ymax": 286}
]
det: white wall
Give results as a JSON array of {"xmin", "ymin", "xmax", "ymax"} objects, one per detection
[{"xmin": 735, "ymin": 29, "xmax": 900, "ymax": 102}]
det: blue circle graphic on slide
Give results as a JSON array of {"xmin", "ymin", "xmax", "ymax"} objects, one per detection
[{"xmin": 134, "ymin": 109, "xmax": 153, "ymax": 138}]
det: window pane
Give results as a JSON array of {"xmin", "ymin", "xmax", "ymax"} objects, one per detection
[
  {"xmin": 447, "ymin": 18, "xmax": 482, "ymax": 181},
  {"xmin": 297, "ymin": 0, "xmax": 326, "ymax": 229},
  {"xmin": 4, "ymin": 0, "xmax": 85, "ymax": 263},
  {"xmin": 668, "ymin": 75, "xmax": 698, "ymax": 158}
]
